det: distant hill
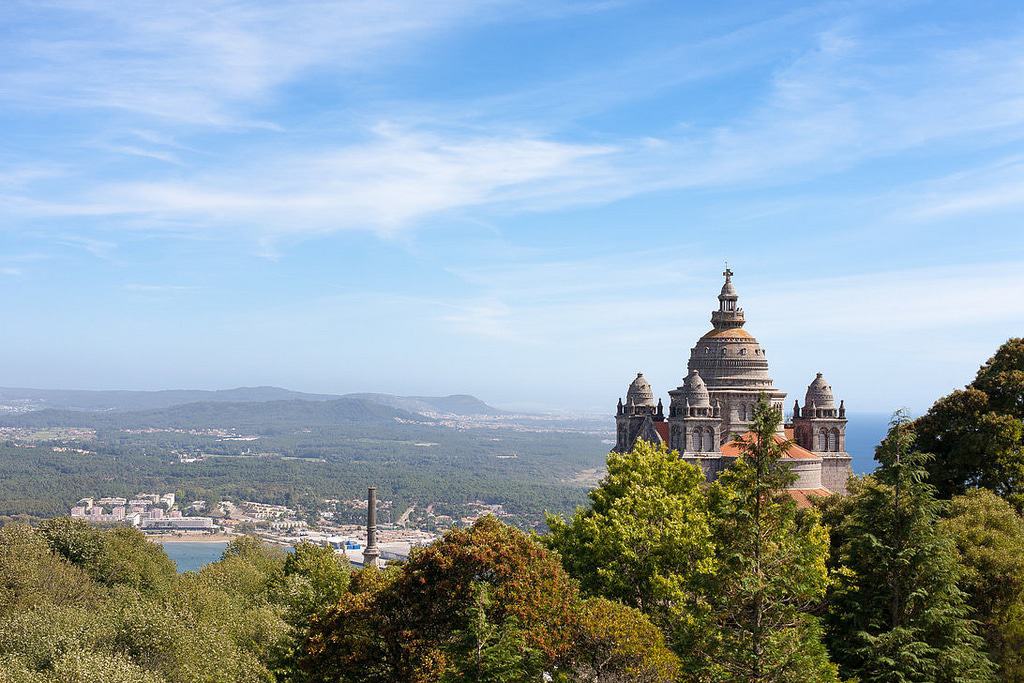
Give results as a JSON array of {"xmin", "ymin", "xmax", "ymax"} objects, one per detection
[
  {"xmin": 0, "ymin": 386, "xmax": 504, "ymax": 416},
  {"xmin": 342, "ymin": 393, "xmax": 505, "ymax": 416},
  {"xmin": 0, "ymin": 386, "xmax": 338, "ymax": 412},
  {"xmin": 0, "ymin": 397, "xmax": 420, "ymax": 431}
]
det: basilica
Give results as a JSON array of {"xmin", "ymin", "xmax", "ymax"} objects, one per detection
[{"xmin": 614, "ymin": 269, "xmax": 853, "ymax": 498}]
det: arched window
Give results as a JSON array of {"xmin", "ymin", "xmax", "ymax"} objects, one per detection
[
  {"xmin": 703, "ymin": 428, "xmax": 714, "ymax": 453},
  {"xmin": 829, "ymin": 428, "xmax": 839, "ymax": 452},
  {"xmin": 817, "ymin": 429, "xmax": 828, "ymax": 451},
  {"xmin": 692, "ymin": 428, "xmax": 703, "ymax": 452}
]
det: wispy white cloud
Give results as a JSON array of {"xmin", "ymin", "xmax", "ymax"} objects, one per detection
[
  {"xmin": 11, "ymin": 124, "xmax": 618, "ymax": 236},
  {"xmin": 6, "ymin": 18, "xmax": 1024, "ymax": 239},
  {"xmin": 0, "ymin": 0, "xmax": 508, "ymax": 125},
  {"xmin": 1, "ymin": 0, "xmax": 624, "ymax": 127},
  {"xmin": 899, "ymin": 156, "xmax": 1024, "ymax": 220},
  {"xmin": 431, "ymin": 255, "xmax": 1024, "ymax": 347}
]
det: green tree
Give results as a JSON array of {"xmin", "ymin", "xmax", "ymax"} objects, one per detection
[
  {"xmin": 0, "ymin": 525, "xmax": 97, "ymax": 611},
  {"xmin": 440, "ymin": 582, "xmax": 546, "ymax": 683},
  {"xmin": 0, "ymin": 650, "xmax": 162, "ymax": 683},
  {"xmin": 699, "ymin": 397, "xmax": 838, "ymax": 683},
  {"xmin": 562, "ymin": 597, "xmax": 680, "ymax": 683},
  {"xmin": 545, "ymin": 438, "xmax": 716, "ymax": 644},
  {"xmin": 942, "ymin": 489, "xmax": 1024, "ymax": 682},
  {"xmin": 37, "ymin": 519, "xmax": 175, "ymax": 596},
  {"xmin": 304, "ymin": 516, "xmax": 578, "ymax": 681},
  {"xmin": 280, "ymin": 541, "xmax": 351, "ymax": 626},
  {"xmin": 826, "ymin": 413, "xmax": 995, "ymax": 682},
  {"xmin": 975, "ymin": 338, "xmax": 1024, "ymax": 416},
  {"xmin": 0, "ymin": 524, "xmax": 291, "ymax": 683},
  {"xmin": 916, "ymin": 339, "xmax": 1024, "ymax": 510},
  {"xmin": 275, "ymin": 542, "xmax": 352, "ymax": 682}
]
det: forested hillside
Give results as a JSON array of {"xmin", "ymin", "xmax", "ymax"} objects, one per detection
[
  {"xmin": 0, "ymin": 397, "xmax": 417, "ymax": 430},
  {"xmin": 0, "ymin": 386, "xmax": 505, "ymax": 416}
]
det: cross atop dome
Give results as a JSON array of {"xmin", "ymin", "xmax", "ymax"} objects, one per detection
[{"xmin": 714, "ymin": 264, "xmax": 741, "ymax": 327}]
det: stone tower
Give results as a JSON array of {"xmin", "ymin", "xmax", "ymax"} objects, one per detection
[
  {"xmin": 792, "ymin": 373, "xmax": 852, "ymax": 493},
  {"xmin": 614, "ymin": 372, "xmax": 665, "ymax": 452},
  {"xmin": 668, "ymin": 369, "xmax": 723, "ymax": 479},
  {"xmin": 686, "ymin": 268, "xmax": 787, "ymax": 442},
  {"xmin": 363, "ymin": 486, "xmax": 381, "ymax": 568}
]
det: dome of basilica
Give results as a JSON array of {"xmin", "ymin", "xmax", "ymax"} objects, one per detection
[
  {"xmin": 804, "ymin": 373, "xmax": 835, "ymax": 409},
  {"xmin": 626, "ymin": 372, "xmax": 656, "ymax": 407},
  {"xmin": 682, "ymin": 369, "xmax": 711, "ymax": 408}
]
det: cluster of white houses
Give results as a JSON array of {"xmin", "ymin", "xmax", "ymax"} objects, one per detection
[{"xmin": 71, "ymin": 492, "xmax": 216, "ymax": 531}]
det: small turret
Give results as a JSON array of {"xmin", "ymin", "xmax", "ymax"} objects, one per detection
[
  {"xmin": 614, "ymin": 371, "xmax": 665, "ymax": 452},
  {"xmin": 626, "ymin": 372, "xmax": 657, "ymax": 408},
  {"xmin": 682, "ymin": 369, "xmax": 711, "ymax": 410},
  {"xmin": 805, "ymin": 372, "xmax": 835, "ymax": 414}
]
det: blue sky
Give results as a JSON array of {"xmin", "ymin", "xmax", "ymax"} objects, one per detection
[{"xmin": 1, "ymin": 0, "xmax": 1023, "ymax": 413}]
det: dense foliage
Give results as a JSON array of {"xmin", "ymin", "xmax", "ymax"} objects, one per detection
[
  {"xmin": 823, "ymin": 414, "xmax": 995, "ymax": 682},
  {"xmin": 915, "ymin": 338, "xmax": 1024, "ymax": 510},
  {"xmin": 546, "ymin": 438, "xmax": 716, "ymax": 642},
  {"xmin": 942, "ymin": 489, "xmax": 1024, "ymax": 682},
  {"xmin": 302, "ymin": 516, "xmax": 679, "ymax": 682},
  {"xmin": 549, "ymin": 399, "xmax": 837, "ymax": 682},
  {"xmin": 0, "ymin": 523, "xmax": 312, "ymax": 682}
]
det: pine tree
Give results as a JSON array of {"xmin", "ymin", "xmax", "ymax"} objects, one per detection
[
  {"xmin": 825, "ymin": 412, "xmax": 996, "ymax": 683},
  {"xmin": 698, "ymin": 397, "xmax": 838, "ymax": 683}
]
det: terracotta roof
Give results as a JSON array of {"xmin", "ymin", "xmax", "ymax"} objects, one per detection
[
  {"xmin": 700, "ymin": 327, "xmax": 755, "ymax": 339},
  {"xmin": 654, "ymin": 421, "xmax": 670, "ymax": 443},
  {"xmin": 786, "ymin": 488, "xmax": 832, "ymax": 508},
  {"xmin": 719, "ymin": 431, "xmax": 819, "ymax": 460}
]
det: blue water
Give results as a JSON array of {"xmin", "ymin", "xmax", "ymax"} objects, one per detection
[
  {"xmin": 161, "ymin": 541, "xmax": 228, "ymax": 573},
  {"xmin": 845, "ymin": 412, "xmax": 892, "ymax": 474}
]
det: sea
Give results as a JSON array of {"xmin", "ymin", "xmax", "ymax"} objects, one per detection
[
  {"xmin": 844, "ymin": 412, "xmax": 892, "ymax": 474},
  {"xmin": 162, "ymin": 541, "xmax": 229, "ymax": 573}
]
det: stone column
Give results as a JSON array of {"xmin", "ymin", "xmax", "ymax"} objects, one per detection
[{"xmin": 364, "ymin": 486, "xmax": 381, "ymax": 568}]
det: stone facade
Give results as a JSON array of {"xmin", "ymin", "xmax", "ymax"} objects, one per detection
[{"xmin": 614, "ymin": 269, "xmax": 854, "ymax": 496}]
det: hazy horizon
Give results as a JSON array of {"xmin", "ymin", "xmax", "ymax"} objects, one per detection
[{"xmin": 0, "ymin": 379, "xmax": 933, "ymax": 419}]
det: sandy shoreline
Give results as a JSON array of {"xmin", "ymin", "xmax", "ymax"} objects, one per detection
[{"xmin": 147, "ymin": 533, "xmax": 237, "ymax": 544}]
